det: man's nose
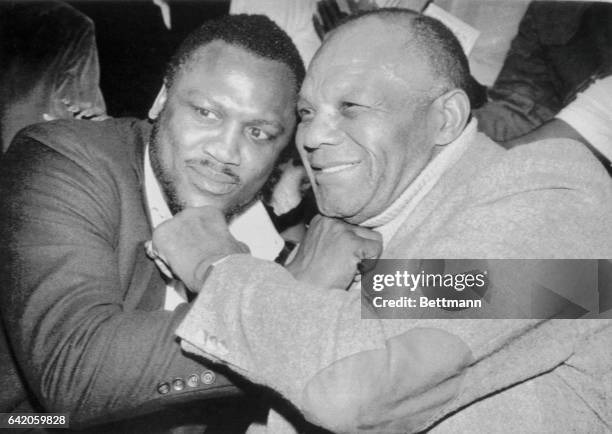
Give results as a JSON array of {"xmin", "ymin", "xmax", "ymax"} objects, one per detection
[
  {"xmin": 205, "ymin": 123, "xmax": 242, "ymax": 166},
  {"xmin": 299, "ymin": 112, "xmax": 342, "ymax": 152}
]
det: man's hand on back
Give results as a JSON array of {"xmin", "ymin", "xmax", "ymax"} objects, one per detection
[
  {"xmin": 286, "ymin": 215, "xmax": 382, "ymax": 290},
  {"xmin": 152, "ymin": 206, "xmax": 249, "ymax": 292}
]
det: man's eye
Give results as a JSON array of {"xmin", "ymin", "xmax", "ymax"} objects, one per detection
[
  {"xmin": 196, "ymin": 107, "xmax": 219, "ymax": 120},
  {"xmin": 341, "ymin": 101, "xmax": 361, "ymax": 110},
  {"xmin": 248, "ymin": 127, "xmax": 273, "ymax": 141},
  {"xmin": 340, "ymin": 102, "xmax": 365, "ymax": 118}
]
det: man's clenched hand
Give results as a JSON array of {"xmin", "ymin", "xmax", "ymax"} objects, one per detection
[
  {"xmin": 151, "ymin": 206, "xmax": 249, "ymax": 292},
  {"xmin": 286, "ymin": 215, "xmax": 382, "ymax": 290}
]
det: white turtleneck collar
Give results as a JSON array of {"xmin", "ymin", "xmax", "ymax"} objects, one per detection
[{"xmin": 361, "ymin": 119, "xmax": 477, "ymax": 246}]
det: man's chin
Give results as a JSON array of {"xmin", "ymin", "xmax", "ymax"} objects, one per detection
[
  {"xmin": 169, "ymin": 193, "xmax": 222, "ymax": 215},
  {"xmin": 180, "ymin": 195, "xmax": 259, "ymax": 221},
  {"xmin": 180, "ymin": 199, "xmax": 227, "ymax": 213},
  {"xmin": 317, "ymin": 203, "xmax": 353, "ymax": 221},
  {"xmin": 316, "ymin": 196, "xmax": 367, "ymax": 224}
]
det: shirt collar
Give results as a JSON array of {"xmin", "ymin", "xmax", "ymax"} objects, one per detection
[{"xmin": 144, "ymin": 144, "xmax": 173, "ymax": 229}]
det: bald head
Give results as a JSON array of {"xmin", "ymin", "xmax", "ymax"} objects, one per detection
[
  {"xmin": 317, "ymin": 8, "xmax": 474, "ymax": 102},
  {"xmin": 308, "ymin": 15, "xmax": 437, "ymax": 105}
]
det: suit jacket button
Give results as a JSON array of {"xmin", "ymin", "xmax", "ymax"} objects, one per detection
[
  {"xmin": 157, "ymin": 382, "xmax": 170, "ymax": 395},
  {"xmin": 172, "ymin": 378, "xmax": 185, "ymax": 391},
  {"xmin": 201, "ymin": 370, "xmax": 216, "ymax": 385},
  {"xmin": 187, "ymin": 374, "xmax": 199, "ymax": 388}
]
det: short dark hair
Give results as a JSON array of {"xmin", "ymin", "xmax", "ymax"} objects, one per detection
[
  {"xmin": 164, "ymin": 14, "xmax": 305, "ymax": 93},
  {"xmin": 337, "ymin": 8, "xmax": 483, "ymax": 105}
]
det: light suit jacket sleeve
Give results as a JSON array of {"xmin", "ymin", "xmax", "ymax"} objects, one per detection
[
  {"xmin": 177, "ymin": 139, "xmax": 612, "ymax": 433},
  {"xmin": 179, "ymin": 256, "xmax": 612, "ymax": 433}
]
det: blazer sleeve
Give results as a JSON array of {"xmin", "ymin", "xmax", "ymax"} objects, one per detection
[
  {"xmin": 0, "ymin": 136, "xmax": 238, "ymax": 427},
  {"xmin": 175, "ymin": 141, "xmax": 612, "ymax": 433},
  {"xmin": 176, "ymin": 253, "xmax": 609, "ymax": 433}
]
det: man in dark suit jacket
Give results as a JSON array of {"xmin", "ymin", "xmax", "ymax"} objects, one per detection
[{"xmin": 0, "ymin": 14, "xmax": 304, "ymax": 432}]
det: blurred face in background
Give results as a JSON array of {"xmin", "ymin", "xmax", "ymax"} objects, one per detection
[{"xmin": 149, "ymin": 41, "xmax": 297, "ymax": 216}]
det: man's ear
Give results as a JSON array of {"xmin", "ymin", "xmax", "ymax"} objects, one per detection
[
  {"xmin": 148, "ymin": 85, "xmax": 168, "ymax": 120},
  {"xmin": 431, "ymin": 89, "xmax": 470, "ymax": 146}
]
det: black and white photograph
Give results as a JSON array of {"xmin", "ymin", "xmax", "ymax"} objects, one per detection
[{"xmin": 0, "ymin": 0, "xmax": 611, "ymax": 432}]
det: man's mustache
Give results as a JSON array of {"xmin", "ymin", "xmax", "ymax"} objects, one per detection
[{"xmin": 185, "ymin": 158, "xmax": 241, "ymax": 184}]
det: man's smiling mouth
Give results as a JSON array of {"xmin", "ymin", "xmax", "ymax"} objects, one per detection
[{"xmin": 312, "ymin": 161, "xmax": 360, "ymax": 175}]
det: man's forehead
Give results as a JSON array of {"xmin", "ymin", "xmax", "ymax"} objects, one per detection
[
  {"xmin": 322, "ymin": 17, "xmax": 412, "ymax": 59},
  {"xmin": 181, "ymin": 41, "xmax": 259, "ymax": 74},
  {"xmin": 178, "ymin": 41, "xmax": 295, "ymax": 90},
  {"xmin": 169, "ymin": 42, "xmax": 296, "ymax": 125},
  {"xmin": 303, "ymin": 19, "xmax": 429, "ymax": 96},
  {"xmin": 176, "ymin": 41, "xmax": 295, "ymax": 92}
]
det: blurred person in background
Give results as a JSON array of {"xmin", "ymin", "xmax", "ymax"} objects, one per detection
[
  {"xmin": 0, "ymin": 1, "xmax": 107, "ymax": 154},
  {"xmin": 505, "ymin": 74, "xmax": 612, "ymax": 175},
  {"xmin": 474, "ymin": 1, "xmax": 612, "ymax": 142}
]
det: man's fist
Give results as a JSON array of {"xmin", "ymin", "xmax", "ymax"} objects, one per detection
[
  {"xmin": 286, "ymin": 215, "xmax": 382, "ymax": 290},
  {"xmin": 151, "ymin": 206, "xmax": 249, "ymax": 292}
]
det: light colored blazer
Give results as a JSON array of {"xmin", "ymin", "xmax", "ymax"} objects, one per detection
[{"xmin": 178, "ymin": 134, "xmax": 612, "ymax": 433}]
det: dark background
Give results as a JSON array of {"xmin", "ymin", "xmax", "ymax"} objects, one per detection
[{"xmin": 67, "ymin": 0, "xmax": 229, "ymax": 118}]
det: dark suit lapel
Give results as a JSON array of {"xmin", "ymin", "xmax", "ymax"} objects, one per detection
[
  {"xmin": 123, "ymin": 121, "xmax": 167, "ymax": 311},
  {"xmin": 132, "ymin": 120, "xmax": 155, "ymax": 230},
  {"xmin": 123, "ymin": 242, "xmax": 166, "ymax": 312}
]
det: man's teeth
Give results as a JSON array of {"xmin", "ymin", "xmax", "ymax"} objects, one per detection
[{"xmin": 320, "ymin": 163, "xmax": 356, "ymax": 173}]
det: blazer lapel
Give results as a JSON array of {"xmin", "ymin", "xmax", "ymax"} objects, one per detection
[{"xmin": 123, "ymin": 241, "xmax": 166, "ymax": 312}]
